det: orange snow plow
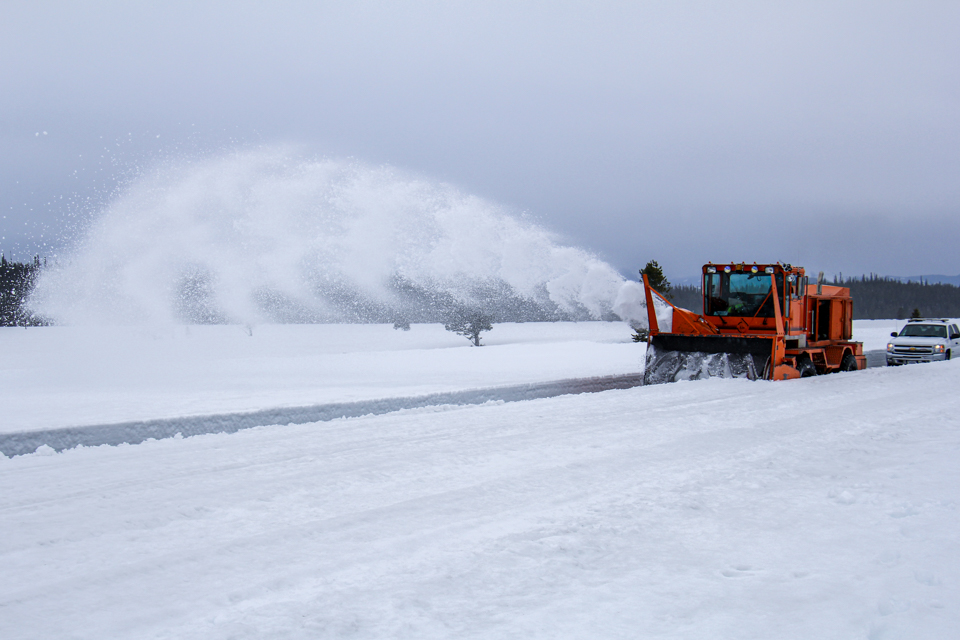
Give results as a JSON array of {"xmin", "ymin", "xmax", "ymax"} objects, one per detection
[{"xmin": 642, "ymin": 263, "xmax": 865, "ymax": 384}]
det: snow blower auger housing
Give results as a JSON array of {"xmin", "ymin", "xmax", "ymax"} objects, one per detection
[{"xmin": 642, "ymin": 263, "xmax": 865, "ymax": 384}]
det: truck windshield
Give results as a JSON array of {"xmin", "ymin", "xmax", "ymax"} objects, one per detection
[
  {"xmin": 899, "ymin": 324, "xmax": 947, "ymax": 338},
  {"xmin": 705, "ymin": 272, "xmax": 783, "ymax": 318}
]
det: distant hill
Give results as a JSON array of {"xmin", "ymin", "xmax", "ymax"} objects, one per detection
[{"xmin": 670, "ymin": 276, "xmax": 701, "ymax": 287}]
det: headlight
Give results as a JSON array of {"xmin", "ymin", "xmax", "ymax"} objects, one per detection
[
  {"xmin": 750, "ymin": 265, "xmax": 759, "ymax": 273},
  {"xmin": 706, "ymin": 266, "xmax": 716, "ymax": 273},
  {"xmin": 764, "ymin": 266, "xmax": 774, "ymax": 274},
  {"xmin": 887, "ymin": 343, "xmax": 895, "ymax": 352},
  {"xmin": 934, "ymin": 344, "xmax": 945, "ymax": 353},
  {"xmin": 723, "ymin": 265, "xmax": 732, "ymax": 273}
]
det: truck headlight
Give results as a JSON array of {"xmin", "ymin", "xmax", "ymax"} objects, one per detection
[
  {"xmin": 934, "ymin": 344, "xmax": 945, "ymax": 353},
  {"xmin": 887, "ymin": 343, "xmax": 895, "ymax": 352}
]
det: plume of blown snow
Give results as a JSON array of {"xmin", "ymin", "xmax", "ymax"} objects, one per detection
[
  {"xmin": 612, "ymin": 280, "xmax": 673, "ymax": 332},
  {"xmin": 31, "ymin": 147, "xmax": 651, "ymax": 327}
]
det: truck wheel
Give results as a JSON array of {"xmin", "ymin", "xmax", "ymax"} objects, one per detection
[
  {"xmin": 797, "ymin": 357, "xmax": 817, "ymax": 377},
  {"xmin": 947, "ymin": 350, "xmax": 952, "ymax": 361},
  {"xmin": 840, "ymin": 353, "xmax": 858, "ymax": 372}
]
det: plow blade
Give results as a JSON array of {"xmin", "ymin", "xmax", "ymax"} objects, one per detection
[{"xmin": 643, "ymin": 334, "xmax": 774, "ymax": 385}]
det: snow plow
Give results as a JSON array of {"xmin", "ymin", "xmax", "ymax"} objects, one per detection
[{"xmin": 642, "ymin": 263, "xmax": 865, "ymax": 384}]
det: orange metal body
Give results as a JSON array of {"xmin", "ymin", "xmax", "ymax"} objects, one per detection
[{"xmin": 643, "ymin": 263, "xmax": 865, "ymax": 380}]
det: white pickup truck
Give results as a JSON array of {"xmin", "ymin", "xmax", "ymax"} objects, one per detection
[{"xmin": 887, "ymin": 318, "xmax": 960, "ymax": 365}]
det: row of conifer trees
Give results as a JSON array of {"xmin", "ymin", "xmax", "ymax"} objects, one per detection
[
  {"xmin": 659, "ymin": 269, "xmax": 960, "ymax": 320},
  {"xmin": 2, "ymin": 256, "xmax": 959, "ymax": 327},
  {"xmin": 0, "ymin": 256, "xmax": 46, "ymax": 327}
]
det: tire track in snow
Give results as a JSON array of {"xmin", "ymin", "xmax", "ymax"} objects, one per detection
[
  {"xmin": 2, "ymin": 352, "xmax": 888, "ymax": 457},
  {"xmin": 0, "ymin": 373, "xmax": 645, "ymax": 457}
]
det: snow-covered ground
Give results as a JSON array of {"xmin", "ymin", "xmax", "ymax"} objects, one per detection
[
  {"xmin": 854, "ymin": 319, "xmax": 913, "ymax": 351},
  {"xmin": 3, "ymin": 320, "xmax": 958, "ymax": 638},
  {"xmin": 0, "ymin": 322, "xmax": 640, "ymax": 434},
  {"xmin": 0, "ymin": 319, "xmax": 911, "ymax": 436}
]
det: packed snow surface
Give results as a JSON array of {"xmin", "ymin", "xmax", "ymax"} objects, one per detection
[
  {"xmin": 0, "ymin": 322, "xmax": 639, "ymax": 434},
  {"xmin": 0, "ymin": 320, "xmax": 902, "ymax": 436},
  {"xmin": 2, "ymin": 319, "xmax": 958, "ymax": 638}
]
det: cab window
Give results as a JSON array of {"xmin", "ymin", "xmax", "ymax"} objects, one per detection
[{"xmin": 704, "ymin": 272, "xmax": 784, "ymax": 318}]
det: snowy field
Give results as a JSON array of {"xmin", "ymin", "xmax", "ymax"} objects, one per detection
[
  {"xmin": 0, "ymin": 322, "xmax": 640, "ymax": 435},
  {"xmin": 0, "ymin": 320, "xmax": 905, "ymax": 436},
  {"xmin": 3, "ymin": 319, "xmax": 959, "ymax": 638}
]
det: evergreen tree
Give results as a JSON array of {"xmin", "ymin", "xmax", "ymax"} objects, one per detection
[
  {"xmin": 640, "ymin": 260, "xmax": 672, "ymax": 299},
  {"xmin": 0, "ymin": 256, "xmax": 46, "ymax": 326},
  {"xmin": 444, "ymin": 306, "xmax": 494, "ymax": 346},
  {"xmin": 630, "ymin": 260, "xmax": 674, "ymax": 342}
]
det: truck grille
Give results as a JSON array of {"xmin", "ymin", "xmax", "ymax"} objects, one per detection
[{"xmin": 892, "ymin": 345, "xmax": 934, "ymax": 355}]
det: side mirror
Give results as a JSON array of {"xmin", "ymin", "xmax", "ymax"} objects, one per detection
[{"xmin": 890, "ymin": 332, "xmax": 898, "ymax": 337}]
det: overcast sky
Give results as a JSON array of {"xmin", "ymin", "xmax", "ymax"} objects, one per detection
[{"xmin": 2, "ymin": 1, "xmax": 958, "ymax": 279}]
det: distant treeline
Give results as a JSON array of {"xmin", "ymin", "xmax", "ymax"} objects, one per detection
[
  {"xmin": 0, "ymin": 256, "xmax": 46, "ymax": 327},
  {"xmin": 666, "ymin": 275, "xmax": 960, "ymax": 319},
  {"xmin": 670, "ymin": 285, "xmax": 702, "ymax": 313},
  {"xmin": 839, "ymin": 275, "xmax": 960, "ymax": 319},
  {"xmin": 0, "ymin": 257, "xmax": 589, "ymax": 326},
  {"xmin": 4, "ymin": 256, "xmax": 959, "ymax": 325}
]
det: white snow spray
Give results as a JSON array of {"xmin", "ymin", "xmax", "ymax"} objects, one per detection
[{"xmin": 31, "ymin": 147, "xmax": 657, "ymax": 327}]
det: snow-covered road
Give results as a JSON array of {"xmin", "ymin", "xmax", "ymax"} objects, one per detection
[
  {"xmin": 3, "ymin": 357, "xmax": 958, "ymax": 639},
  {"xmin": 0, "ymin": 372, "xmax": 645, "ymax": 457}
]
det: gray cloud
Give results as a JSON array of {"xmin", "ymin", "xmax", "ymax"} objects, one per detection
[{"xmin": 2, "ymin": 1, "xmax": 958, "ymax": 278}]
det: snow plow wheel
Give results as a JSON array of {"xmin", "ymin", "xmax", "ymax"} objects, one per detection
[
  {"xmin": 797, "ymin": 356, "xmax": 817, "ymax": 378},
  {"xmin": 839, "ymin": 353, "xmax": 858, "ymax": 372}
]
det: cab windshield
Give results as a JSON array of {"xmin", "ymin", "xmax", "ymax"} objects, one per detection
[
  {"xmin": 899, "ymin": 324, "xmax": 947, "ymax": 338},
  {"xmin": 705, "ymin": 271, "xmax": 783, "ymax": 318}
]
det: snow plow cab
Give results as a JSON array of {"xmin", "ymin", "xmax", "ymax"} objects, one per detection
[{"xmin": 642, "ymin": 263, "xmax": 865, "ymax": 384}]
